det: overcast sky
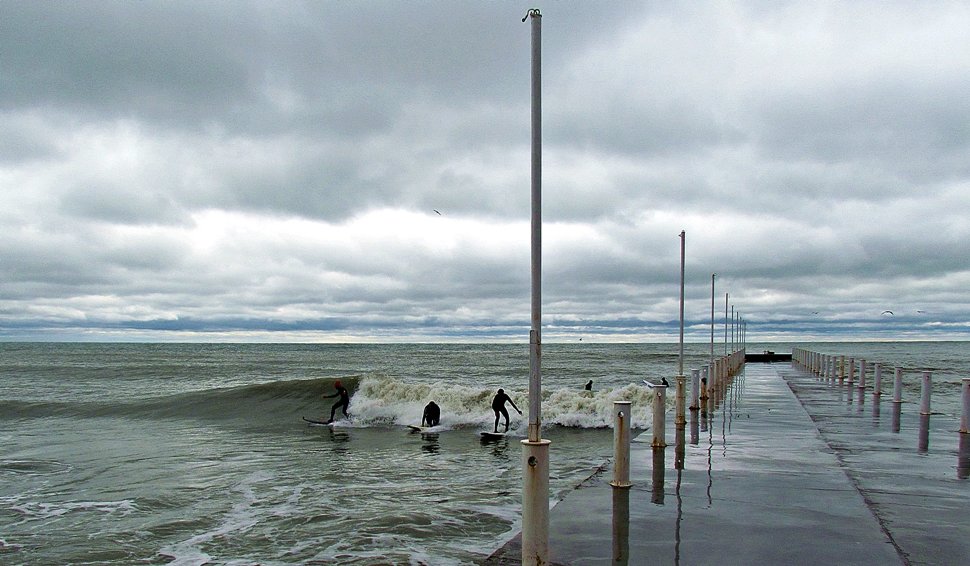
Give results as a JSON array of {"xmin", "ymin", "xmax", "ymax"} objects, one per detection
[{"xmin": 2, "ymin": 1, "xmax": 969, "ymax": 343}]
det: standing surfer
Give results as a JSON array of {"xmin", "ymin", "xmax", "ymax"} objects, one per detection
[
  {"xmin": 324, "ymin": 380, "xmax": 350, "ymax": 424},
  {"xmin": 491, "ymin": 388, "xmax": 522, "ymax": 433}
]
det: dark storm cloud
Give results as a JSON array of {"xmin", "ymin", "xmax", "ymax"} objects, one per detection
[{"xmin": 2, "ymin": 1, "xmax": 970, "ymax": 341}]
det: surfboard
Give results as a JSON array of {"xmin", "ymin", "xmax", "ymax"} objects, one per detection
[
  {"xmin": 480, "ymin": 431, "xmax": 506, "ymax": 439},
  {"xmin": 408, "ymin": 425, "xmax": 428, "ymax": 432},
  {"xmin": 302, "ymin": 416, "xmax": 333, "ymax": 426}
]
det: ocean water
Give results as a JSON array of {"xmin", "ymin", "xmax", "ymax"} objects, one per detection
[{"xmin": 0, "ymin": 341, "xmax": 965, "ymax": 565}]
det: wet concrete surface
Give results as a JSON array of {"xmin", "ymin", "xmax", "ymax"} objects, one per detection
[{"xmin": 485, "ymin": 363, "xmax": 969, "ymax": 565}]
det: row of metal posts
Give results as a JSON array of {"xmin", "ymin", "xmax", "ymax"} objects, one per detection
[
  {"xmin": 792, "ymin": 347, "xmax": 970, "ymax": 477},
  {"xmin": 610, "ymin": 349, "xmax": 746, "ymax": 488}
]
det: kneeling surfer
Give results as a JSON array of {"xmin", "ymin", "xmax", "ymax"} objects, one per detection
[
  {"xmin": 422, "ymin": 401, "xmax": 440, "ymax": 427},
  {"xmin": 491, "ymin": 388, "xmax": 522, "ymax": 433}
]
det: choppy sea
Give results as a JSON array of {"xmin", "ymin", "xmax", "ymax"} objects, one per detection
[{"xmin": 1, "ymin": 341, "xmax": 965, "ymax": 564}]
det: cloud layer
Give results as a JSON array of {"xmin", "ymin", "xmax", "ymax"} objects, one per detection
[{"xmin": 2, "ymin": 1, "xmax": 969, "ymax": 342}]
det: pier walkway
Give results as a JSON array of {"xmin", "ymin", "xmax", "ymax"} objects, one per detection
[{"xmin": 486, "ymin": 362, "xmax": 969, "ymax": 565}]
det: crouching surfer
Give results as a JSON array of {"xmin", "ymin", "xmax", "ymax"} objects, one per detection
[
  {"xmin": 422, "ymin": 401, "xmax": 440, "ymax": 427},
  {"xmin": 324, "ymin": 380, "xmax": 350, "ymax": 424}
]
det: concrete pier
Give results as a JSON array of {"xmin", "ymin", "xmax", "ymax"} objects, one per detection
[{"xmin": 485, "ymin": 362, "xmax": 969, "ymax": 565}]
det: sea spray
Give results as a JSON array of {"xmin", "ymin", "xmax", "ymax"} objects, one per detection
[{"xmin": 351, "ymin": 376, "xmax": 657, "ymax": 430}]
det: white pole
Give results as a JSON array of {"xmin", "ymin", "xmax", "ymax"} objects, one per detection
[
  {"xmin": 710, "ymin": 274, "xmax": 716, "ymax": 367},
  {"xmin": 678, "ymin": 231, "xmax": 685, "ymax": 377},
  {"xmin": 920, "ymin": 371, "xmax": 932, "ymax": 415},
  {"xmin": 724, "ymin": 293, "xmax": 729, "ymax": 356},
  {"xmin": 525, "ymin": 8, "xmax": 543, "ymax": 446},
  {"xmin": 611, "ymin": 401, "xmax": 632, "ymax": 488},
  {"xmin": 521, "ymin": 10, "xmax": 548, "ymax": 566}
]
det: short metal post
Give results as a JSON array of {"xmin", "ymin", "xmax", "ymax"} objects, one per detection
[
  {"xmin": 839, "ymin": 355, "xmax": 846, "ymax": 383},
  {"xmin": 873, "ymin": 363, "xmax": 882, "ymax": 396},
  {"xmin": 858, "ymin": 359, "xmax": 867, "ymax": 390},
  {"xmin": 611, "ymin": 401, "xmax": 632, "ymax": 488},
  {"xmin": 521, "ymin": 438, "xmax": 550, "ymax": 564},
  {"xmin": 961, "ymin": 378, "xmax": 970, "ymax": 434},
  {"xmin": 675, "ymin": 375, "xmax": 686, "ymax": 426},
  {"xmin": 652, "ymin": 385, "xmax": 667, "ymax": 447},
  {"xmin": 920, "ymin": 371, "xmax": 932, "ymax": 415},
  {"xmin": 847, "ymin": 357, "xmax": 855, "ymax": 385}
]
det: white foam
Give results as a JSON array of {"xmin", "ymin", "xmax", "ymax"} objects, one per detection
[{"xmin": 349, "ymin": 376, "xmax": 657, "ymax": 430}]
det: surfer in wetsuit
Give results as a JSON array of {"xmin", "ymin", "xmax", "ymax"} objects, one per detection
[
  {"xmin": 585, "ymin": 379, "xmax": 593, "ymax": 391},
  {"xmin": 491, "ymin": 388, "xmax": 522, "ymax": 433},
  {"xmin": 422, "ymin": 401, "xmax": 440, "ymax": 427},
  {"xmin": 324, "ymin": 380, "xmax": 350, "ymax": 424}
]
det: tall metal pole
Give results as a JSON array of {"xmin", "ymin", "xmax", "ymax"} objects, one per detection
[
  {"xmin": 724, "ymin": 293, "xmax": 729, "ymax": 355},
  {"xmin": 521, "ymin": 10, "xmax": 549, "ymax": 566},
  {"xmin": 731, "ymin": 305, "xmax": 735, "ymax": 353},
  {"xmin": 678, "ymin": 231, "xmax": 685, "ymax": 376},
  {"xmin": 675, "ymin": 231, "xmax": 687, "ymax": 428},
  {"xmin": 710, "ymin": 274, "xmax": 716, "ymax": 366},
  {"xmin": 527, "ymin": 9, "xmax": 542, "ymax": 446}
]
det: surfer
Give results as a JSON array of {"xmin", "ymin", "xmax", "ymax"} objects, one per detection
[
  {"xmin": 585, "ymin": 379, "xmax": 593, "ymax": 391},
  {"xmin": 422, "ymin": 401, "xmax": 440, "ymax": 427},
  {"xmin": 324, "ymin": 380, "xmax": 350, "ymax": 424},
  {"xmin": 491, "ymin": 388, "xmax": 522, "ymax": 433}
]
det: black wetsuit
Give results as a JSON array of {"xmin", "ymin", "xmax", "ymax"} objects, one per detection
[
  {"xmin": 326, "ymin": 386, "xmax": 350, "ymax": 423},
  {"xmin": 491, "ymin": 391, "xmax": 520, "ymax": 433},
  {"xmin": 422, "ymin": 402, "xmax": 440, "ymax": 427}
]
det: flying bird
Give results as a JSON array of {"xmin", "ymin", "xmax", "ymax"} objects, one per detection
[
  {"xmin": 433, "ymin": 209, "xmax": 441, "ymax": 215},
  {"xmin": 881, "ymin": 310, "xmax": 894, "ymax": 316}
]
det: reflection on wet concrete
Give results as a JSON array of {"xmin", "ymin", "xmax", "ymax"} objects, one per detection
[
  {"xmin": 611, "ymin": 485, "xmax": 629, "ymax": 565},
  {"xmin": 958, "ymin": 434, "xmax": 970, "ymax": 480},
  {"xmin": 674, "ymin": 468, "xmax": 683, "ymax": 566},
  {"xmin": 675, "ymin": 425, "xmax": 686, "ymax": 470},
  {"xmin": 871, "ymin": 394, "xmax": 881, "ymax": 426},
  {"xmin": 652, "ymin": 447, "xmax": 665, "ymax": 505},
  {"xmin": 892, "ymin": 402, "xmax": 902, "ymax": 433},
  {"xmin": 918, "ymin": 414, "xmax": 930, "ymax": 453},
  {"xmin": 689, "ymin": 409, "xmax": 699, "ymax": 446}
]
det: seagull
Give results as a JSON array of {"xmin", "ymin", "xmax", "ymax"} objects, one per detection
[
  {"xmin": 916, "ymin": 310, "xmax": 925, "ymax": 314},
  {"xmin": 433, "ymin": 209, "xmax": 441, "ymax": 215},
  {"xmin": 811, "ymin": 311, "xmax": 819, "ymax": 315},
  {"xmin": 881, "ymin": 310, "xmax": 894, "ymax": 316}
]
